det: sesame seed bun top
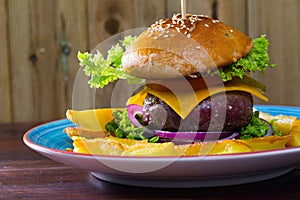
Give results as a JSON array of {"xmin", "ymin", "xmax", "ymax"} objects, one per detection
[{"xmin": 122, "ymin": 14, "xmax": 253, "ymax": 80}]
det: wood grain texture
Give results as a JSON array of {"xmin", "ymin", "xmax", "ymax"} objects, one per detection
[
  {"xmin": 248, "ymin": 0, "xmax": 300, "ymax": 106},
  {"xmin": 133, "ymin": 0, "xmax": 166, "ymax": 27},
  {"xmin": 218, "ymin": 0, "xmax": 247, "ymax": 33},
  {"xmin": 88, "ymin": 0, "xmax": 135, "ymax": 49},
  {"xmin": 56, "ymin": 0, "xmax": 89, "ymax": 116},
  {"xmin": 0, "ymin": 0, "xmax": 299, "ymax": 122},
  {"xmin": 87, "ymin": 0, "xmax": 166, "ymax": 47},
  {"xmin": 87, "ymin": 0, "xmax": 134, "ymax": 108},
  {"xmin": 30, "ymin": 0, "xmax": 58, "ymax": 122},
  {"xmin": 166, "ymin": 0, "xmax": 214, "ymax": 17},
  {"xmin": 8, "ymin": 0, "xmax": 36, "ymax": 122},
  {"xmin": 0, "ymin": 0, "xmax": 12, "ymax": 122}
]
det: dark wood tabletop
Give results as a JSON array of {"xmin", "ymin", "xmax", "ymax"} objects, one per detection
[{"xmin": 1, "ymin": 122, "xmax": 300, "ymax": 200}]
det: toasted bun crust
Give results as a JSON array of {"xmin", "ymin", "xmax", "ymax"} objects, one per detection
[{"xmin": 122, "ymin": 14, "xmax": 253, "ymax": 79}]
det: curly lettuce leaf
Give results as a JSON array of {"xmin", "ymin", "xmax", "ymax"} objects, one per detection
[
  {"xmin": 219, "ymin": 35, "xmax": 275, "ymax": 81},
  {"xmin": 105, "ymin": 109, "xmax": 159, "ymax": 142},
  {"xmin": 239, "ymin": 111, "xmax": 270, "ymax": 140},
  {"xmin": 122, "ymin": 36, "xmax": 136, "ymax": 48},
  {"xmin": 78, "ymin": 35, "xmax": 144, "ymax": 88}
]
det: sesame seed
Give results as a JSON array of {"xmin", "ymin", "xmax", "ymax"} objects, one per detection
[
  {"xmin": 189, "ymin": 74, "xmax": 198, "ymax": 78},
  {"xmin": 150, "ymin": 14, "xmax": 222, "ymax": 36},
  {"xmin": 164, "ymin": 35, "xmax": 169, "ymax": 38},
  {"xmin": 230, "ymin": 29, "xmax": 234, "ymax": 32},
  {"xmin": 199, "ymin": 14, "xmax": 209, "ymax": 18},
  {"xmin": 154, "ymin": 36, "xmax": 158, "ymax": 40},
  {"xmin": 187, "ymin": 34, "xmax": 191, "ymax": 38}
]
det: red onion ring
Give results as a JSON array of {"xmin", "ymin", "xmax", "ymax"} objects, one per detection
[
  {"xmin": 154, "ymin": 130, "xmax": 235, "ymax": 141},
  {"xmin": 157, "ymin": 132, "xmax": 240, "ymax": 144},
  {"xmin": 221, "ymin": 131, "xmax": 240, "ymax": 140},
  {"xmin": 260, "ymin": 118, "xmax": 274, "ymax": 136},
  {"xmin": 127, "ymin": 104, "xmax": 144, "ymax": 127}
]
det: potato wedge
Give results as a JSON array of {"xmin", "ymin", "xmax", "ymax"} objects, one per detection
[
  {"xmin": 71, "ymin": 136, "xmax": 177, "ymax": 156},
  {"xmin": 286, "ymin": 120, "xmax": 300, "ymax": 147},
  {"xmin": 64, "ymin": 127, "xmax": 106, "ymax": 139},
  {"xmin": 72, "ymin": 136, "xmax": 124, "ymax": 156},
  {"xmin": 237, "ymin": 135, "xmax": 291, "ymax": 151},
  {"xmin": 259, "ymin": 112, "xmax": 297, "ymax": 135},
  {"xmin": 122, "ymin": 142, "xmax": 176, "ymax": 156},
  {"xmin": 174, "ymin": 140, "xmax": 252, "ymax": 156}
]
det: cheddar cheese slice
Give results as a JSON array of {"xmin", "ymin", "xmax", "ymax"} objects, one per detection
[
  {"xmin": 127, "ymin": 79, "xmax": 268, "ymax": 119},
  {"xmin": 66, "ymin": 108, "xmax": 125, "ymax": 131}
]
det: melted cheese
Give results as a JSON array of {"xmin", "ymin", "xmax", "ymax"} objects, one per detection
[
  {"xmin": 127, "ymin": 80, "xmax": 268, "ymax": 119},
  {"xmin": 66, "ymin": 108, "xmax": 124, "ymax": 131}
]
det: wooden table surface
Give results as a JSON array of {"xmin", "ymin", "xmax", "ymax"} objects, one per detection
[{"xmin": 1, "ymin": 122, "xmax": 300, "ymax": 199}]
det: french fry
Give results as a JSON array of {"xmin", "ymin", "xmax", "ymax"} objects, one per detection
[
  {"xmin": 237, "ymin": 135, "xmax": 291, "ymax": 151},
  {"xmin": 65, "ymin": 109, "xmax": 300, "ymax": 156},
  {"xmin": 286, "ymin": 120, "xmax": 300, "ymax": 147},
  {"xmin": 174, "ymin": 140, "xmax": 252, "ymax": 156}
]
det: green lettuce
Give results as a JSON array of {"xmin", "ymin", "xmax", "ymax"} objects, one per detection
[
  {"xmin": 239, "ymin": 111, "xmax": 269, "ymax": 140},
  {"xmin": 77, "ymin": 36, "xmax": 143, "ymax": 89},
  {"xmin": 105, "ymin": 109, "xmax": 159, "ymax": 143},
  {"xmin": 218, "ymin": 35, "xmax": 275, "ymax": 81},
  {"xmin": 239, "ymin": 111, "xmax": 281, "ymax": 140}
]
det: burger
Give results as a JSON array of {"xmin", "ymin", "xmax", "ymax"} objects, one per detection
[{"xmin": 76, "ymin": 14, "xmax": 277, "ymax": 144}]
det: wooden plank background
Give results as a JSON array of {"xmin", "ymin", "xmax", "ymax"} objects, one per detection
[{"xmin": 0, "ymin": 0, "xmax": 299, "ymax": 123}]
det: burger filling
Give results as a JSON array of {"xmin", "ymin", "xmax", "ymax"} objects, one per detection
[
  {"xmin": 143, "ymin": 91, "xmax": 253, "ymax": 132},
  {"xmin": 77, "ymin": 33, "xmax": 276, "ymax": 143}
]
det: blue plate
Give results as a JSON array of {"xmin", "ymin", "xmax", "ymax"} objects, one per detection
[
  {"xmin": 255, "ymin": 105, "xmax": 300, "ymax": 118},
  {"xmin": 23, "ymin": 105, "xmax": 300, "ymax": 188},
  {"xmin": 25, "ymin": 119, "xmax": 75, "ymax": 150}
]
